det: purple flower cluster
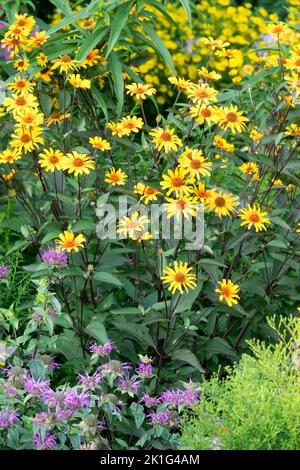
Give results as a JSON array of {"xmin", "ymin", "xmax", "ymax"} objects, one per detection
[
  {"xmin": 33, "ymin": 431, "xmax": 57, "ymax": 450},
  {"xmin": 135, "ymin": 362, "xmax": 153, "ymax": 378},
  {"xmin": 147, "ymin": 409, "xmax": 171, "ymax": 426},
  {"xmin": 89, "ymin": 340, "xmax": 114, "ymax": 357},
  {"xmin": 160, "ymin": 388, "xmax": 199, "ymax": 408},
  {"xmin": 0, "ymin": 408, "xmax": 19, "ymax": 429},
  {"xmin": 0, "ymin": 263, "xmax": 8, "ymax": 279},
  {"xmin": 77, "ymin": 371, "xmax": 102, "ymax": 389},
  {"xmin": 23, "ymin": 374, "xmax": 50, "ymax": 395},
  {"xmin": 41, "ymin": 247, "xmax": 68, "ymax": 266},
  {"xmin": 117, "ymin": 375, "xmax": 141, "ymax": 394}
]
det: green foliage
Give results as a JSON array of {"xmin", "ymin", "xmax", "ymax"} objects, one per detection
[{"xmin": 180, "ymin": 316, "xmax": 300, "ymax": 450}]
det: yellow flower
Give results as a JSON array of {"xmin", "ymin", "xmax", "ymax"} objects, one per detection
[
  {"xmin": 7, "ymin": 77, "xmax": 35, "ymax": 95},
  {"xmin": 178, "ymin": 149, "xmax": 212, "ymax": 179},
  {"xmin": 215, "ymin": 279, "xmax": 240, "ymax": 307},
  {"xmin": 149, "ymin": 127, "xmax": 182, "ymax": 153},
  {"xmin": 89, "ymin": 136, "xmax": 111, "ymax": 151},
  {"xmin": 81, "ymin": 49, "xmax": 102, "ymax": 67},
  {"xmin": 126, "ymin": 82, "xmax": 156, "ymax": 100},
  {"xmin": 14, "ymin": 109, "xmax": 44, "ymax": 129},
  {"xmin": 2, "ymin": 169, "xmax": 16, "ymax": 181},
  {"xmin": 35, "ymin": 67, "xmax": 53, "ymax": 82},
  {"xmin": 118, "ymin": 211, "xmax": 149, "ymax": 237},
  {"xmin": 52, "ymin": 55, "xmax": 78, "ymax": 73},
  {"xmin": 106, "ymin": 121, "xmax": 128, "ymax": 138},
  {"xmin": 45, "ymin": 111, "xmax": 71, "ymax": 126},
  {"xmin": 38, "ymin": 149, "xmax": 64, "ymax": 172},
  {"xmin": 55, "ymin": 231, "xmax": 86, "ymax": 252},
  {"xmin": 239, "ymin": 204, "xmax": 271, "ymax": 232},
  {"xmin": 239, "ymin": 161, "xmax": 259, "ymax": 175},
  {"xmin": 161, "ymin": 261, "xmax": 197, "ymax": 295},
  {"xmin": 201, "ymin": 37, "xmax": 230, "ymax": 50},
  {"xmin": 284, "ymin": 123, "xmax": 300, "ymax": 137},
  {"xmin": 36, "ymin": 52, "xmax": 48, "ymax": 67},
  {"xmin": 60, "ymin": 151, "xmax": 95, "ymax": 176},
  {"xmin": 296, "ymin": 223, "xmax": 300, "ymax": 234},
  {"xmin": 163, "ymin": 196, "xmax": 199, "ymax": 220},
  {"xmin": 3, "ymin": 93, "xmax": 38, "ymax": 115},
  {"xmin": 105, "ymin": 167, "xmax": 127, "ymax": 186},
  {"xmin": 268, "ymin": 22, "xmax": 288, "ymax": 37},
  {"xmin": 134, "ymin": 183, "xmax": 161, "ymax": 204},
  {"xmin": 68, "ymin": 74, "xmax": 91, "ymax": 89},
  {"xmin": 131, "ymin": 231, "xmax": 152, "ymax": 242},
  {"xmin": 217, "ymin": 105, "xmax": 249, "ymax": 133},
  {"xmin": 0, "ymin": 148, "xmax": 22, "ymax": 164},
  {"xmin": 120, "ymin": 116, "xmax": 144, "ymax": 134},
  {"xmin": 10, "ymin": 127, "xmax": 44, "ymax": 153},
  {"xmin": 187, "ymin": 83, "xmax": 218, "ymax": 105},
  {"xmin": 198, "ymin": 67, "xmax": 221, "ymax": 81},
  {"xmin": 191, "ymin": 182, "xmax": 215, "ymax": 202},
  {"xmin": 13, "ymin": 58, "xmax": 30, "ymax": 71},
  {"xmin": 213, "ymin": 135, "xmax": 234, "ymax": 152},
  {"xmin": 160, "ymin": 167, "xmax": 190, "ymax": 197},
  {"xmin": 168, "ymin": 76, "xmax": 192, "ymax": 90},
  {"xmin": 205, "ymin": 190, "xmax": 239, "ymax": 218},
  {"xmin": 14, "ymin": 13, "xmax": 35, "ymax": 34},
  {"xmin": 190, "ymin": 105, "xmax": 219, "ymax": 125},
  {"xmin": 29, "ymin": 31, "xmax": 48, "ymax": 47}
]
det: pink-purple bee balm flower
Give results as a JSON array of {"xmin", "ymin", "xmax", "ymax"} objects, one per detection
[
  {"xmin": 0, "ymin": 264, "xmax": 9, "ymax": 279},
  {"xmin": 89, "ymin": 340, "xmax": 114, "ymax": 356},
  {"xmin": 33, "ymin": 431, "xmax": 57, "ymax": 450},
  {"xmin": 41, "ymin": 247, "xmax": 68, "ymax": 265},
  {"xmin": 0, "ymin": 408, "xmax": 19, "ymax": 429}
]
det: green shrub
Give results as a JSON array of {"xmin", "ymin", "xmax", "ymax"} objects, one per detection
[{"xmin": 180, "ymin": 316, "xmax": 300, "ymax": 450}]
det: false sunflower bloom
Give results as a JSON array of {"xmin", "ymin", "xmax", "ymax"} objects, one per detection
[
  {"xmin": 163, "ymin": 196, "xmax": 199, "ymax": 220},
  {"xmin": 89, "ymin": 136, "xmax": 111, "ymax": 151},
  {"xmin": 160, "ymin": 167, "xmax": 190, "ymax": 197},
  {"xmin": 60, "ymin": 152, "xmax": 95, "ymax": 176},
  {"xmin": 205, "ymin": 190, "xmax": 239, "ymax": 218},
  {"xmin": 239, "ymin": 204, "xmax": 271, "ymax": 232},
  {"xmin": 187, "ymin": 84, "xmax": 218, "ymax": 105},
  {"xmin": 118, "ymin": 211, "xmax": 149, "ymax": 238},
  {"xmin": 213, "ymin": 136, "xmax": 234, "ymax": 152},
  {"xmin": 218, "ymin": 105, "xmax": 249, "ymax": 133},
  {"xmin": 168, "ymin": 76, "xmax": 192, "ymax": 91},
  {"xmin": 55, "ymin": 231, "xmax": 86, "ymax": 253},
  {"xmin": 45, "ymin": 111, "xmax": 71, "ymax": 126},
  {"xmin": 13, "ymin": 58, "xmax": 30, "ymax": 71},
  {"xmin": 191, "ymin": 182, "xmax": 214, "ymax": 202},
  {"xmin": 120, "ymin": 116, "xmax": 144, "ymax": 134},
  {"xmin": 68, "ymin": 74, "xmax": 91, "ymax": 89},
  {"xmin": 126, "ymin": 82, "xmax": 156, "ymax": 100},
  {"xmin": 10, "ymin": 127, "xmax": 44, "ymax": 153},
  {"xmin": 15, "ymin": 109, "xmax": 44, "ymax": 129},
  {"xmin": 0, "ymin": 148, "xmax": 22, "ymax": 164},
  {"xmin": 7, "ymin": 77, "xmax": 35, "ymax": 95},
  {"xmin": 106, "ymin": 121, "xmax": 128, "ymax": 138},
  {"xmin": 149, "ymin": 128, "xmax": 182, "ymax": 154},
  {"xmin": 239, "ymin": 162, "xmax": 259, "ymax": 176},
  {"xmin": 134, "ymin": 183, "xmax": 161, "ymax": 204},
  {"xmin": 38, "ymin": 149, "xmax": 64, "ymax": 172},
  {"xmin": 178, "ymin": 150, "xmax": 212, "ymax": 179},
  {"xmin": 161, "ymin": 261, "xmax": 197, "ymax": 295},
  {"xmin": 215, "ymin": 279, "xmax": 240, "ymax": 307},
  {"xmin": 190, "ymin": 105, "xmax": 219, "ymax": 126},
  {"xmin": 3, "ymin": 93, "xmax": 38, "ymax": 114},
  {"xmin": 52, "ymin": 55, "xmax": 78, "ymax": 73},
  {"xmin": 105, "ymin": 167, "xmax": 127, "ymax": 186}
]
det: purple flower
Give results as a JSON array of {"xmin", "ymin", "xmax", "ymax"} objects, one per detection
[
  {"xmin": 147, "ymin": 409, "xmax": 171, "ymax": 426},
  {"xmin": 99, "ymin": 361, "xmax": 131, "ymax": 376},
  {"xmin": 32, "ymin": 412, "xmax": 50, "ymax": 425},
  {"xmin": 89, "ymin": 340, "xmax": 114, "ymax": 357},
  {"xmin": 77, "ymin": 371, "xmax": 102, "ymax": 389},
  {"xmin": 41, "ymin": 247, "xmax": 68, "ymax": 266},
  {"xmin": 33, "ymin": 431, "xmax": 57, "ymax": 450},
  {"xmin": 42, "ymin": 389, "xmax": 66, "ymax": 407},
  {"xmin": 0, "ymin": 264, "xmax": 8, "ymax": 279},
  {"xmin": 160, "ymin": 386, "xmax": 199, "ymax": 408},
  {"xmin": 53, "ymin": 408, "xmax": 72, "ymax": 421},
  {"xmin": 117, "ymin": 376, "xmax": 141, "ymax": 394},
  {"xmin": 23, "ymin": 374, "xmax": 50, "ymax": 395},
  {"xmin": 135, "ymin": 362, "xmax": 153, "ymax": 378},
  {"xmin": 63, "ymin": 390, "xmax": 90, "ymax": 409},
  {"xmin": 48, "ymin": 355, "xmax": 60, "ymax": 371},
  {"xmin": 0, "ymin": 408, "xmax": 18, "ymax": 429},
  {"xmin": 140, "ymin": 393, "xmax": 161, "ymax": 407},
  {"xmin": 4, "ymin": 387, "xmax": 18, "ymax": 397}
]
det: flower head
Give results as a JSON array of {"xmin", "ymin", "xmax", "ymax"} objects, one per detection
[
  {"xmin": 161, "ymin": 261, "xmax": 197, "ymax": 295},
  {"xmin": 41, "ymin": 247, "xmax": 68, "ymax": 265},
  {"xmin": 105, "ymin": 167, "xmax": 127, "ymax": 186},
  {"xmin": 215, "ymin": 279, "xmax": 240, "ymax": 307},
  {"xmin": 239, "ymin": 204, "xmax": 271, "ymax": 232},
  {"xmin": 55, "ymin": 231, "xmax": 86, "ymax": 253},
  {"xmin": 149, "ymin": 127, "xmax": 182, "ymax": 154},
  {"xmin": 60, "ymin": 151, "xmax": 95, "ymax": 176},
  {"xmin": 126, "ymin": 82, "xmax": 156, "ymax": 100}
]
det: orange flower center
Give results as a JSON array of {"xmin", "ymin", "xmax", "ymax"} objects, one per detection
[
  {"xmin": 16, "ymin": 19, "xmax": 27, "ymax": 27},
  {"xmin": 16, "ymin": 97, "xmax": 26, "ymax": 106},
  {"xmin": 16, "ymin": 80, "xmax": 26, "ymax": 89},
  {"xmin": 23, "ymin": 115, "xmax": 34, "ymax": 124},
  {"xmin": 226, "ymin": 112, "xmax": 238, "ymax": 122},
  {"xmin": 49, "ymin": 155, "xmax": 59, "ymax": 164},
  {"xmin": 196, "ymin": 90, "xmax": 209, "ymax": 99},
  {"xmin": 190, "ymin": 159, "xmax": 202, "ymax": 169},
  {"xmin": 144, "ymin": 187, "xmax": 156, "ymax": 195},
  {"xmin": 171, "ymin": 177, "xmax": 184, "ymax": 187},
  {"xmin": 64, "ymin": 240, "xmax": 75, "ymax": 248},
  {"xmin": 17, "ymin": 60, "xmax": 25, "ymax": 67},
  {"xmin": 250, "ymin": 213, "xmax": 259, "ymax": 223},
  {"xmin": 201, "ymin": 108, "xmax": 212, "ymax": 117},
  {"xmin": 175, "ymin": 272, "xmax": 186, "ymax": 283},
  {"xmin": 49, "ymin": 112, "xmax": 61, "ymax": 120},
  {"xmin": 73, "ymin": 158, "xmax": 84, "ymax": 167},
  {"xmin": 295, "ymin": 59, "xmax": 300, "ymax": 67},
  {"xmin": 111, "ymin": 174, "xmax": 121, "ymax": 183},
  {"xmin": 61, "ymin": 55, "xmax": 71, "ymax": 63},
  {"xmin": 222, "ymin": 286, "xmax": 231, "ymax": 297},
  {"xmin": 215, "ymin": 196, "xmax": 226, "ymax": 207},
  {"xmin": 161, "ymin": 131, "xmax": 172, "ymax": 141},
  {"xmin": 136, "ymin": 87, "xmax": 146, "ymax": 94},
  {"xmin": 20, "ymin": 134, "xmax": 31, "ymax": 143},
  {"xmin": 177, "ymin": 200, "xmax": 186, "ymax": 209}
]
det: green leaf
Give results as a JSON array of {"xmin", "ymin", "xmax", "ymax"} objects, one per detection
[
  {"xmin": 108, "ymin": 51, "xmax": 124, "ymax": 116},
  {"xmin": 205, "ymin": 337, "xmax": 237, "ymax": 359},
  {"xmin": 92, "ymin": 87, "xmax": 109, "ymax": 121},
  {"xmin": 138, "ymin": 23, "xmax": 175, "ymax": 75},
  {"xmin": 175, "ymin": 283, "xmax": 202, "ymax": 314},
  {"xmin": 93, "ymin": 271, "xmax": 123, "ymax": 287},
  {"xmin": 110, "ymin": 307, "xmax": 141, "ymax": 315},
  {"xmin": 267, "ymin": 240, "xmax": 288, "ymax": 249},
  {"xmin": 48, "ymin": 0, "xmax": 72, "ymax": 15},
  {"xmin": 85, "ymin": 320, "xmax": 108, "ymax": 343},
  {"xmin": 106, "ymin": 1, "xmax": 134, "ymax": 58},
  {"xmin": 172, "ymin": 348, "xmax": 204, "ymax": 372},
  {"xmin": 6, "ymin": 240, "xmax": 30, "ymax": 255},
  {"xmin": 41, "ymin": 230, "xmax": 61, "ymax": 244},
  {"xmin": 179, "ymin": 0, "xmax": 192, "ymax": 28},
  {"xmin": 75, "ymin": 28, "xmax": 107, "ymax": 62}
]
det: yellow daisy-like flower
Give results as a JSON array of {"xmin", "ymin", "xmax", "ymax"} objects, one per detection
[
  {"xmin": 89, "ymin": 136, "xmax": 111, "ymax": 151},
  {"xmin": 14, "ymin": 13, "xmax": 35, "ymax": 33},
  {"xmin": 201, "ymin": 37, "xmax": 230, "ymax": 50},
  {"xmin": 68, "ymin": 74, "xmax": 91, "ymax": 89},
  {"xmin": 161, "ymin": 261, "xmax": 197, "ymax": 295},
  {"xmin": 35, "ymin": 67, "xmax": 53, "ymax": 83},
  {"xmin": 13, "ymin": 58, "xmax": 30, "ymax": 71},
  {"xmin": 268, "ymin": 22, "xmax": 288, "ymax": 37},
  {"xmin": 178, "ymin": 150, "xmax": 212, "ymax": 179},
  {"xmin": 55, "ymin": 231, "xmax": 86, "ymax": 253},
  {"xmin": 134, "ymin": 183, "xmax": 161, "ymax": 204},
  {"xmin": 187, "ymin": 83, "xmax": 218, "ymax": 105},
  {"xmin": 36, "ymin": 52, "xmax": 48, "ymax": 67},
  {"xmin": 105, "ymin": 167, "xmax": 127, "ymax": 186},
  {"xmin": 45, "ymin": 111, "xmax": 71, "ymax": 126},
  {"xmin": 163, "ymin": 196, "xmax": 199, "ymax": 220},
  {"xmin": 52, "ymin": 55, "xmax": 78, "ymax": 73},
  {"xmin": 131, "ymin": 231, "xmax": 152, "ymax": 243},
  {"xmin": 106, "ymin": 121, "xmax": 128, "ymax": 138},
  {"xmin": 160, "ymin": 167, "xmax": 190, "ymax": 197},
  {"xmin": 10, "ymin": 127, "xmax": 44, "ymax": 153},
  {"xmin": 81, "ymin": 49, "xmax": 102, "ymax": 67},
  {"xmin": 3, "ymin": 93, "xmax": 38, "ymax": 114},
  {"xmin": 215, "ymin": 279, "xmax": 240, "ymax": 307},
  {"xmin": 149, "ymin": 127, "xmax": 182, "ymax": 154},
  {"xmin": 2, "ymin": 169, "xmax": 16, "ymax": 181},
  {"xmin": 191, "ymin": 182, "xmax": 214, "ymax": 202},
  {"xmin": 120, "ymin": 116, "xmax": 144, "ymax": 134},
  {"xmin": 205, "ymin": 190, "xmax": 239, "ymax": 218},
  {"xmin": 190, "ymin": 105, "xmax": 219, "ymax": 126},
  {"xmin": 0, "ymin": 148, "xmax": 22, "ymax": 164},
  {"xmin": 28, "ymin": 31, "xmax": 48, "ymax": 48},
  {"xmin": 60, "ymin": 151, "xmax": 95, "ymax": 176},
  {"xmin": 126, "ymin": 82, "xmax": 156, "ymax": 100},
  {"xmin": 14, "ymin": 109, "xmax": 44, "ymax": 129},
  {"xmin": 239, "ymin": 161, "xmax": 259, "ymax": 175},
  {"xmin": 213, "ymin": 135, "xmax": 234, "ymax": 152},
  {"xmin": 7, "ymin": 77, "xmax": 35, "ymax": 95},
  {"xmin": 38, "ymin": 148, "xmax": 64, "ymax": 173},
  {"xmin": 284, "ymin": 123, "xmax": 300, "ymax": 138},
  {"xmin": 217, "ymin": 105, "xmax": 249, "ymax": 133},
  {"xmin": 198, "ymin": 67, "xmax": 221, "ymax": 81},
  {"xmin": 117, "ymin": 211, "xmax": 149, "ymax": 237},
  {"xmin": 168, "ymin": 76, "xmax": 192, "ymax": 91},
  {"xmin": 239, "ymin": 204, "xmax": 271, "ymax": 232}
]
